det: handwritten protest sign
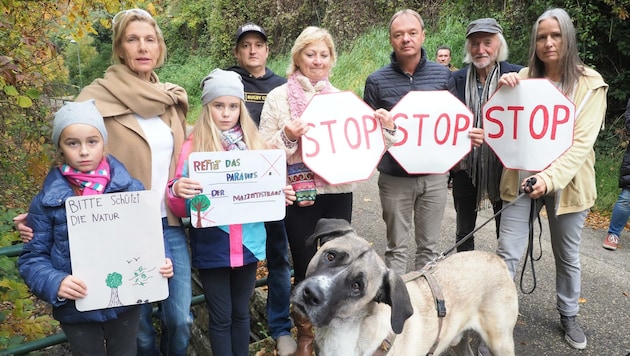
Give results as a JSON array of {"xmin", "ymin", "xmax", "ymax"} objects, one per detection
[
  {"xmin": 300, "ymin": 91, "xmax": 386, "ymax": 184},
  {"xmin": 388, "ymin": 90, "xmax": 474, "ymax": 174},
  {"xmin": 188, "ymin": 149, "xmax": 286, "ymax": 227},
  {"xmin": 66, "ymin": 190, "xmax": 168, "ymax": 312},
  {"xmin": 483, "ymin": 79, "xmax": 575, "ymax": 171}
]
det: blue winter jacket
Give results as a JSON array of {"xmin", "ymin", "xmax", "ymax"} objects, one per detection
[
  {"xmin": 18, "ymin": 155, "xmax": 150, "ymax": 324},
  {"xmin": 364, "ymin": 48, "xmax": 456, "ymax": 177}
]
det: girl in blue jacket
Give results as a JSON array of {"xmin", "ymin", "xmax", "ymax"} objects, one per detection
[
  {"xmin": 18, "ymin": 100, "xmax": 174, "ymax": 356},
  {"xmin": 166, "ymin": 69, "xmax": 295, "ymax": 356}
]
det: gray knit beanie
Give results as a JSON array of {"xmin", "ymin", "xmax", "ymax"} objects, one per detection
[
  {"xmin": 52, "ymin": 100, "xmax": 108, "ymax": 147},
  {"xmin": 200, "ymin": 69, "xmax": 244, "ymax": 106}
]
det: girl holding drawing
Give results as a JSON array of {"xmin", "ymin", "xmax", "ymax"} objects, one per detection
[
  {"xmin": 166, "ymin": 68, "xmax": 296, "ymax": 356},
  {"xmin": 17, "ymin": 100, "xmax": 174, "ymax": 356}
]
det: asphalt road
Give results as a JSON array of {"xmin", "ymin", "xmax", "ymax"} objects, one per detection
[{"xmin": 350, "ymin": 174, "xmax": 630, "ymax": 356}]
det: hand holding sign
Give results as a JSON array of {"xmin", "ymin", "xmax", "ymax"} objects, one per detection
[{"xmin": 482, "ymin": 79, "xmax": 576, "ymax": 171}]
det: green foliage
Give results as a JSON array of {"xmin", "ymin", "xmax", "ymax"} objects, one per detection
[{"xmin": 0, "ymin": 210, "xmax": 59, "ymax": 350}]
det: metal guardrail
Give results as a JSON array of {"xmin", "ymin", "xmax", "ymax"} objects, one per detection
[{"xmin": 0, "ymin": 244, "xmax": 277, "ymax": 355}]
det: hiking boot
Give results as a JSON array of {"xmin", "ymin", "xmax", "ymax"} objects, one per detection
[
  {"xmin": 560, "ymin": 315, "xmax": 587, "ymax": 349},
  {"xmin": 603, "ymin": 233, "xmax": 619, "ymax": 250},
  {"xmin": 478, "ymin": 340, "xmax": 492, "ymax": 356}
]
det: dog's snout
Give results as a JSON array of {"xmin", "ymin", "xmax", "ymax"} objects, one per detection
[
  {"xmin": 300, "ymin": 277, "xmax": 331, "ymax": 307},
  {"xmin": 302, "ymin": 283, "xmax": 324, "ymax": 306}
]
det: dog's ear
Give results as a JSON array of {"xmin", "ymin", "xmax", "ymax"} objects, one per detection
[
  {"xmin": 374, "ymin": 270, "xmax": 413, "ymax": 334},
  {"xmin": 306, "ymin": 218, "xmax": 354, "ymax": 246}
]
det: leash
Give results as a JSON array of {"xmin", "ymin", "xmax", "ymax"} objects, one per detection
[
  {"xmin": 436, "ymin": 190, "xmax": 530, "ymax": 261},
  {"xmin": 519, "ymin": 197, "xmax": 543, "ymax": 294}
]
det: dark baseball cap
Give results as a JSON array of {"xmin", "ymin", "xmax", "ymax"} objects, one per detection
[
  {"xmin": 466, "ymin": 18, "xmax": 503, "ymax": 38},
  {"xmin": 235, "ymin": 23, "xmax": 267, "ymax": 43}
]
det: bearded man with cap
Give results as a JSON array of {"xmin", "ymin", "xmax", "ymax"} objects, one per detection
[
  {"xmin": 450, "ymin": 18, "xmax": 523, "ymax": 253},
  {"xmin": 450, "ymin": 19, "xmax": 522, "ymax": 356},
  {"xmin": 226, "ymin": 23, "xmax": 296, "ymax": 356}
]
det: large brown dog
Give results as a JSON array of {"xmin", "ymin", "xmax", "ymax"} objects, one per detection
[{"xmin": 291, "ymin": 218, "xmax": 518, "ymax": 356}]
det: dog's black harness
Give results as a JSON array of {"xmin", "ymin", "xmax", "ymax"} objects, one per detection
[{"xmin": 373, "ymin": 262, "xmax": 445, "ymax": 356}]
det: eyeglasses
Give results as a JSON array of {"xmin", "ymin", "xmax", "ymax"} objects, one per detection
[{"xmin": 112, "ymin": 8, "xmax": 153, "ymax": 26}]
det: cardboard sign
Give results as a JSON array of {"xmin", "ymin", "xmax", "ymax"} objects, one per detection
[
  {"xmin": 483, "ymin": 79, "xmax": 575, "ymax": 171},
  {"xmin": 388, "ymin": 90, "xmax": 474, "ymax": 174},
  {"xmin": 188, "ymin": 149, "xmax": 286, "ymax": 227},
  {"xmin": 67, "ymin": 190, "xmax": 168, "ymax": 312},
  {"xmin": 300, "ymin": 91, "xmax": 386, "ymax": 184}
]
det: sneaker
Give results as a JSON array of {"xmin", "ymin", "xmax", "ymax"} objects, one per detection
[
  {"xmin": 603, "ymin": 233, "xmax": 619, "ymax": 250},
  {"xmin": 276, "ymin": 334, "xmax": 297, "ymax": 356},
  {"xmin": 560, "ymin": 315, "xmax": 587, "ymax": 349},
  {"xmin": 478, "ymin": 340, "xmax": 492, "ymax": 356}
]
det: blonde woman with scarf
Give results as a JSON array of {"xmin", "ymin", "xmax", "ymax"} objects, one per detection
[
  {"xmin": 15, "ymin": 8, "xmax": 192, "ymax": 356},
  {"xmin": 259, "ymin": 26, "xmax": 396, "ymax": 356}
]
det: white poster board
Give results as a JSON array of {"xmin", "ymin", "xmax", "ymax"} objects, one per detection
[
  {"xmin": 66, "ymin": 190, "xmax": 168, "ymax": 312},
  {"xmin": 188, "ymin": 149, "xmax": 287, "ymax": 227}
]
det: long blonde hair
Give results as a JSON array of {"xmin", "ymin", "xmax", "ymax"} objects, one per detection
[{"xmin": 191, "ymin": 101, "xmax": 267, "ymax": 152}]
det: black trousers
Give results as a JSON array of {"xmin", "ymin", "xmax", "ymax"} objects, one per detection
[
  {"xmin": 284, "ymin": 192, "xmax": 353, "ymax": 283},
  {"xmin": 452, "ymin": 170, "xmax": 502, "ymax": 252}
]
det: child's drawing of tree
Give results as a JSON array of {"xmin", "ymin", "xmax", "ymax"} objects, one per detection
[
  {"xmin": 106, "ymin": 272, "xmax": 123, "ymax": 307},
  {"xmin": 191, "ymin": 195, "xmax": 211, "ymax": 228}
]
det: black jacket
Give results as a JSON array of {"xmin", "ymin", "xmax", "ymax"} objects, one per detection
[
  {"xmin": 451, "ymin": 61, "xmax": 524, "ymax": 103},
  {"xmin": 364, "ymin": 48, "xmax": 455, "ymax": 177},
  {"xmin": 619, "ymin": 99, "xmax": 630, "ymax": 188},
  {"xmin": 227, "ymin": 66, "xmax": 287, "ymax": 125}
]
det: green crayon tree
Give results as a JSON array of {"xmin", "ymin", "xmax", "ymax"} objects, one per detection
[{"xmin": 105, "ymin": 272, "xmax": 123, "ymax": 308}]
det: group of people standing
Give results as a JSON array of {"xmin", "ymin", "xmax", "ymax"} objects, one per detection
[{"xmin": 14, "ymin": 5, "xmax": 608, "ymax": 356}]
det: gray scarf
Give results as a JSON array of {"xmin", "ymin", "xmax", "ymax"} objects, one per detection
[{"xmin": 463, "ymin": 63, "xmax": 503, "ymax": 205}]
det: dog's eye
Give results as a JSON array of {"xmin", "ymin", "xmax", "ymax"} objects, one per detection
[
  {"xmin": 325, "ymin": 252, "xmax": 335, "ymax": 261},
  {"xmin": 351, "ymin": 281, "xmax": 362, "ymax": 292}
]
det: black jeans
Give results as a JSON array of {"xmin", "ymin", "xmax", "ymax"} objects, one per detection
[
  {"xmin": 61, "ymin": 305, "xmax": 141, "ymax": 356},
  {"xmin": 452, "ymin": 170, "xmax": 502, "ymax": 252}
]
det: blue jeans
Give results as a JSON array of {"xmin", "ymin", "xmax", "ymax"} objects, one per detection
[
  {"xmin": 608, "ymin": 188, "xmax": 630, "ymax": 236},
  {"xmin": 264, "ymin": 220, "xmax": 293, "ymax": 340},
  {"xmin": 496, "ymin": 194, "xmax": 587, "ymax": 316},
  {"xmin": 137, "ymin": 219, "xmax": 192, "ymax": 356}
]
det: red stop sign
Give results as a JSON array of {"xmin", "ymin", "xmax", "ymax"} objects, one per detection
[
  {"xmin": 300, "ymin": 91, "xmax": 386, "ymax": 185},
  {"xmin": 388, "ymin": 90, "xmax": 474, "ymax": 174},
  {"xmin": 482, "ymin": 79, "xmax": 575, "ymax": 171}
]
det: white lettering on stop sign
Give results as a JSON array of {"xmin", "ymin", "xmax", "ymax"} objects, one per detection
[
  {"xmin": 482, "ymin": 79, "xmax": 575, "ymax": 171},
  {"xmin": 300, "ymin": 91, "xmax": 386, "ymax": 185},
  {"xmin": 388, "ymin": 91, "xmax": 474, "ymax": 174}
]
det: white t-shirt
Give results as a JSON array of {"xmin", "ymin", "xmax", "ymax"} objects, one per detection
[{"xmin": 135, "ymin": 115, "xmax": 173, "ymax": 218}]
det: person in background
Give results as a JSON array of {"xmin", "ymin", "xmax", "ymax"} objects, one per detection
[
  {"xmin": 602, "ymin": 98, "xmax": 630, "ymax": 250},
  {"xmin": 364, "ymin": 9, "xmax": 483, "ymax": 276},
  {"xmin": 166, "ymin": 68, "xmax": 295, "ymax": 356},
  {"xmin": 436, "ymin": 44, "xmax": 458, "ymax": 71},
  {"xmin": 14, "ymin": 8, "xmax": 193, "ymax": 355},
  {"xmin": 18, "ymin": 100, "xmax": 174, "ymax": 356},
  {"xmin": 226, "ymin": 22, "xmax": 296, "ymax": 356},
  {"xmin": 450, "ymin": 18, "xmax": 522, "ymax": 253},
  {"xmin": 259, "ymin": 26, "xmax": 396, "ymax": 356},
  {"xmin": 497, "ymin": 8, "xmax": 608, "ymax": 352}
]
